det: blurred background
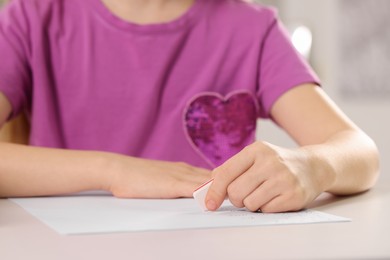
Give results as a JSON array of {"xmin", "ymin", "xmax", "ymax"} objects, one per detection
[
  {"xmin": 0, "ymin": 0, "xmax": 389, "ymax": 180},
  {"xmin": 256, "ymin": 0, "xmax": 390, "ymax": 181}
]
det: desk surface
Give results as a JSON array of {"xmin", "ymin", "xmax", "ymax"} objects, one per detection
[{"xmin": 1, "ymin": 181, "xmax": 390, "ymax": 260}]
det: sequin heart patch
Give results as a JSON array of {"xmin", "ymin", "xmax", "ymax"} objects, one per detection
[{"xmin": 184, "ymin": 92, "xmax": 258, "ymax": 167}]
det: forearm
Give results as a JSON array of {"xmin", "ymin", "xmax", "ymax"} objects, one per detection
[
  {"xmin": 0, "ymin": 142, "xmax": 114, "ymax": 197},
  {"xmin": 302, "ymin": 129, "xmax": 380, "ymax": 195}
]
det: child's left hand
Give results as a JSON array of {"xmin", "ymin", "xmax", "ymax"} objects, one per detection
[{"xmin": 205, "ymin": 141, "xmax": 329, "ymax": 213}]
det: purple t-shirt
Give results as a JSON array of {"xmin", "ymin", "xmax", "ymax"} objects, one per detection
[{"xmin": 0, "ymin": 0, "xmax": 319, "ymax": 168}]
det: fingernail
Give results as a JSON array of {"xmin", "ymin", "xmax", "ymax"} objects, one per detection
[{"xmin": 206, "ymin": 200, "xmax": 217, "ymax": 211}]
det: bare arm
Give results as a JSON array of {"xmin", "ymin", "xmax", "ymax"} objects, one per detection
[
  {"xmin": 0, "ymin": 92, "xmax": 211, "ymax": 198},
  {"xmin": 206, "ymin": 84, "xmax": 379, "ymax": 212},
  {"xmin": 271, "ymin": 84, "xmax": 379, "ymax": 194}
]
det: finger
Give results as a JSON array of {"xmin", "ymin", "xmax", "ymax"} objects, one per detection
[
  {"xmin": 205, "ymin": 146, "xmax": 255, "ymax": 211},
  {"xmin": 226, "ymin": 164, "xmax": 267, "ymax": 208},
  {"xmin": 175, "ymin": 176, "xmax": 213, "ymax": 198},
  {"xmin": 242, "ymin": 179, "xmax": 281, "ymax": 212},
  {"xmin": 260, "ymin": 194, "xmax": 304, "ymax": 213}
]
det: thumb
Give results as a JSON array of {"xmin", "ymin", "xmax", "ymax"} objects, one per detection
[
  {"xmin": 205, "ymin": 144, "xmax": 255, "ymax": 211},
  {"xmin": 205, "ymin": 176, "xmax": 228, "ymax": 211}
]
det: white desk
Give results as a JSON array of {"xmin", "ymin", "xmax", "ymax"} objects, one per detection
[{"xmin": 1, "ymin": 181, "xmax": 390, "ymax": 260}]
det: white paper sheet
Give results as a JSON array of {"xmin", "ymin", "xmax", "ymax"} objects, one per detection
[{"xmin": 11, "ymin": 195, "xmax": 350, "ymax": 235}]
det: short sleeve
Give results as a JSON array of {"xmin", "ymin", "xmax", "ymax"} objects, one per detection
[
  {"xmin": 0, "ymin": 0, "xmax": 31, "ymax": 120},
  {"xmin": 257, "ymin": 11, "xmax": 320, "ymax": 118}
]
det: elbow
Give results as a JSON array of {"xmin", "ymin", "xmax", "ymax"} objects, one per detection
[
  {"xmin": 328, "ymin": 130, "xmax": 381, "ymax": 196},
  {"xmin": 358, "ymin": 132, "xmax": 380, "ymax": 192},
  {"xmin": 367, "ymin": 138, "xmax": 380, "ymax": 189}
]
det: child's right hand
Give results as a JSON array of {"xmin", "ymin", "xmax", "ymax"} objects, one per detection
[{"xmin": 106, "ymin": 156, "xmax": 212, "ymax": 199}]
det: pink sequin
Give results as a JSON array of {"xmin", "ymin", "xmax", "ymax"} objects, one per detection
[{"xmin": 184, "ymin": 92, "xmax": 258, "ymax": 167}]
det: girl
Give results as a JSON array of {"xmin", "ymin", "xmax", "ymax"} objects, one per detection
[{"xmin": 0, "ymin": 0, "xmax": 379, "ymax": 212}]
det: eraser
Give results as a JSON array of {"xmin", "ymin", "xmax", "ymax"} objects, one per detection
[{"xmin": 193, "ymin": 179, "xmax": 214, "ymax": 211}]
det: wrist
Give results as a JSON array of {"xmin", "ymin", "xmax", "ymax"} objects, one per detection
[{"xmin": 91, "ymin": 151, "xmax": 122, "ymax": 192}]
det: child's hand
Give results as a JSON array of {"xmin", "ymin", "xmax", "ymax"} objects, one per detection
[
  {"xmin": 107, "ymin": 157, "xmax": 212, "ymax": 199},
  {"xmin": 205, "ymin": 141, "xmax": 327, "ymax": 213}
]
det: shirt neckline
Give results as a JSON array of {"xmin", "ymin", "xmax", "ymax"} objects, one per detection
[{"xmin": 89, "ymin": 0, "xmax": 205, "ymax": 34}]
